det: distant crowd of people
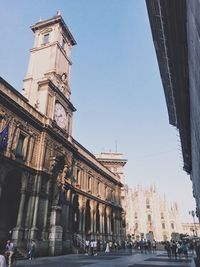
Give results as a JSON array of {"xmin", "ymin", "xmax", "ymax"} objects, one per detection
[
  {"xmin": 84, "ymin": 239, "xmax": 125, "ymax": 256},
  {"xmin": 164, "ymin": 240, "xmax": 195, "ymax": 259},
  {"xmin": 84, "ymin": 238, "xmax": 158, "ymax": 256}
]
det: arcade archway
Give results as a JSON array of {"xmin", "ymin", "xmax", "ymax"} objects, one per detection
[{"xmin": 0, "ymin": 169, "xmax": 21, "ymax": 246}]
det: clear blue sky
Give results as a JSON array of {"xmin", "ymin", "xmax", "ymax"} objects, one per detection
[{"xmin": 0, "ymin": 0, "xmax": 196, "ymax": 222}]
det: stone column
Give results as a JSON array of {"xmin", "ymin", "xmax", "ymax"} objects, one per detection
[
  {"xmin": 78, "ymin": 195, "xmax": 84, "ymax": 234},
  {"xmin": 12, "ymin": 171, "xmax": 28, "ymax": 243},
  {"xmin": 99, "ymin": 204, "xmax": 104, "ymax": 240},
  {"xmin": 65, "ymin": 189, "xmax": 71, "ymax": 232},
  {"xmin": 29, "ymin": 174, "xmax": 42, "ymax": 240},
  {"xmin": 89, "ymin": 200, "xmax": 93, "ymax": 238},
  {"xmin": 106, "ymin": 207, "xmax": 111, "ymax": 239},
  {"xmin": 115, "ymin": 214, "xmax": 119, "ymax": 237},
  {"xmin": 69, "ymin": 191, "xmax": 74, "ymax": 232},
  {"xmin": 81, "ymin": 197, "xmax": 86, "ymax": 239},
  {"xmin": 90, "ymin": 200, "xmax": 96, "ymax": 238},
  {"xmin": 117, "ymin": 212, "xmax": 120, "ymax": 238},
  {"xmin": 60, "ymin": 188, "xmax": 71, "ymax": 253},
  {"xmin": 41, "ymin": 179, "xmax": 51, "ymax": 240},
  {"xmin": 49, "ymin": 205, "xmax": 63, "ymax": 256}
]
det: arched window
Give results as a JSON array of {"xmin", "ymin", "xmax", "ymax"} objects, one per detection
[
  {"xmin": 44, "ymin": 33, "xmax": 49, "ymax": 44},
  {"xmin": 134, "ymin": 212, "xmax": 138, "ymax": 219},
  {"xmin": 146, "ymin": 198, "xmax": 150, "ymax": 209},
  {"xmin": 161, "ymin": 212, "xmax": 164, "ymax": 219},
  {"xmin": 148, "ymin": 214, "xmax": 151, "ymax": 222}
]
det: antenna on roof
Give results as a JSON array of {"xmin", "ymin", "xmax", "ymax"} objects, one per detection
[{"xmin": 115, "ymin": 140, "xmax": 118, "ymax": 152}]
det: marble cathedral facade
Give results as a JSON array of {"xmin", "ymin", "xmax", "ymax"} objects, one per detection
[
  {"xmin": 0, "ymin": 13, "xmax": 125, "ymax": 256},
  {"xmin": 125, "ymin": 185, "xmax": 183, "ymax": 241}
]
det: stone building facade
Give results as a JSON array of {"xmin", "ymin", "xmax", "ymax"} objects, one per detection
[
  {"xmin": 125, "ymin": 185, "xmax": 183, "ymax": 241},
  {"xmin": 0, "ymin": 13, "xmax": 125, "ymax": 256},
  {"xmin": 182, "ymin": 223, "xmax": 200, "ymax": 238},
  {"xmin": 146, "ymin": 0, "xmax": 200, "ymax": 219},
  {"xmin": 95, "ymin": 152, "xmax": 127, "ymax": 239}
]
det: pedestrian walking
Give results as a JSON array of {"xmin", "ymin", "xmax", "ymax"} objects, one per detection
[
  {"xmin": 139, "ymin": 239, "xmax": 144, "ymax": 254},
  {"xmin": 105, "ymin": 242, "xmax": 110, "ymax": 253},
  {"xmin": 181, "ymin": 241, "xmax": 188, "ymax": 259},
  {"xmin": 152, "ymin": 240, "xmax": 157, "ymax": 253},
  {"xmin": 93, "ymin": 240, "xmax": 97, "ymax": 256},
  {"xmin": 164, "ymin": 241, "xmax": 172, "ymax": 258},
  {"xmin": 5, "ymin": 240, "xmax": 15, "ymax": 267},
  {"xmin": 0, "ymin": 255, "xmax": 7, "ymax": 267},
  {"xmin": 171, "ymin": 240, "xmax": 177, "ymax": 259},
  {"xmin": 28, "ymin": 240, "xmax": 36, "ymax": 260},
  {"xmin": 177, "ymin": 242, "xmax": 182, "ymax": 258},
  {"xmin": 85, "ymin": 239, "xmax": 90, "ymax": 255},
  {"xmin": 128, "ymin": 242, "xmax": 133, "ymax": 254},
  {"xmin": 90, "ymin": 240, "xmax": 94, "ymax": 256}
]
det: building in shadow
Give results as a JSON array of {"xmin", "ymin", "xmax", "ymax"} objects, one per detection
[{"xmin": 146, "ymin": 1, "xmax": 200, "ymax": 219}]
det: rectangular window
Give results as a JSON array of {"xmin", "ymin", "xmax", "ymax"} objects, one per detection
[
  {"xmin": 97, "ymin": 181, "xmax": 100, "ymax": 195},
  {"xmin": 111, "ymin": 190, "xmax": 113, "ymax": 201},
  {"xmin": 88, "ymin": 176, "xmax": 91, "ymax": 191},
  {"xmin": 16, "ymin": 134, "xmax": 26, "ymax": 159},
  {"xmin": 162, "ymin": 223, "xmax": 165, "ymax": 229},
  {"xmin": 76, "ymin": 169, "xmax": 80, "ymax": 186},
  {"xmin": 105, "ymin": 186, "xmax": 107, "ymax": 198},
  {"xmin": 44, "ymin": 33, "xmax": 49, "ymax": 44},
  {"xmin": 46, "ymin": 94, "xmax": 53, "ymax": 116}
]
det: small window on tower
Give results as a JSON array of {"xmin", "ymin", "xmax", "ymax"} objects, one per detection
[
  {"xmin": 44, "ymin": 33, "xmax": 49, "ymax": 44},
  {"xmin": 61, "ymin": 38, "xmax": 66, "ymax": 49},
  {"xmin": 146, "ymin": 198, "xmax": 150, "ymax": 209}
]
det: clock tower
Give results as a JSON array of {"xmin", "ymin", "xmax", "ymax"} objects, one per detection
[{"xmin": 23, "ymin": 12, "xmax": 76, "ymax": 135}]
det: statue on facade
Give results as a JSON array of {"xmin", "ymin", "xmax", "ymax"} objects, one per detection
[{"xmin": 50, "ymin": 155, "xmax": 75, "ymax": 206}]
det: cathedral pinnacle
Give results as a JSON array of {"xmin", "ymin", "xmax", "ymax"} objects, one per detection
[{"xmin": 56, "ymin": 10, "xmax": 61, "ymax": 16}]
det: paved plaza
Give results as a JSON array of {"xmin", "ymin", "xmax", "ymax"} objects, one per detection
[{"xmin": 14, "ymin": 250, "xmax": 196, "ymax": 267}]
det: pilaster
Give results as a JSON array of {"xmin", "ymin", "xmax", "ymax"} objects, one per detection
[{"xmin": 12, "ymin": 171, "xmax": 29, "ymax": 243}]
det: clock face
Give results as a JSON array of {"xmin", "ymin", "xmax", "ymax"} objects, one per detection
[{"xmin": 54, "ymin": 102, "xmax": 67, "ymax": 129}]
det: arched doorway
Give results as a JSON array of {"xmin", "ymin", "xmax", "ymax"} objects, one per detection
[
  {"xmin": 0, "ymin": 170, "xmax": 21, "ymax": 247},
  {"xmin": 111, "ymin": 210, "xmax": 114, "ymax": 235},
  {"xmin": 104, "ymin": 209, "xmax": 107, "ymax": 234},
  {"xmin": 72, "ymin": 195, "xmax": 79, "ymax": 233},
  {"xmin": 96, "ymin": 204, "xmax": 100, "ymax": 234}
]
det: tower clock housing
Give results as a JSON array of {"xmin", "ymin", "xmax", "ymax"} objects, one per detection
[{"xmin": 23, "ymin": 12, "xmax": 76, "ymax": 136}]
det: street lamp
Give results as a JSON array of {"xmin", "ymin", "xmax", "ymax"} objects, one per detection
[{"xmin": 189, "ymin": 210, "xmax": 198, "ymax": 237}]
